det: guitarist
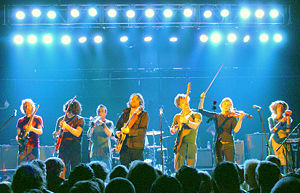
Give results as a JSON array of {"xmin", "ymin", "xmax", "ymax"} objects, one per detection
[
  {"xmin": 170, "ymin": 94, "xmax": 202, "ymax": 171},
  {"xmin": 87, "ymin": 104, "xmax": 114, "ymax": 170},
  {"xmin": 115, "ymin": 93, "xmax": 149, "ymax": 168},
  {"xmin": 52, "ymin": 99, "xmax": 84, "ymax": 178},
  {"xmin": 17, "ymin": 99, "xmax": 43, "ymax": 165}
]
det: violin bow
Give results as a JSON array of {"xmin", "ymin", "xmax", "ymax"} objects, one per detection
[{"xmin": 204, "ymin": 64, "xmax": 224, "ymax": 95}]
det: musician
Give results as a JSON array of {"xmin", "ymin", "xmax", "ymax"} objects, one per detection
[
  {"xmin": 268, "ymin": 100, "xmax": 293, "ymax": 173},
  {"xmin": 53, "ymin": 99, "xmax": 84, "ymax": 178},
  {"xmin": 17, "ymin": 99, "xmax": 43, "ymax": 165},
  {"xmin": 87, "ymin": 104, "xmax": 114, "ymax": 170},
  {"xmin": 198, "ymin": 93, "xmax": 245, "ymax": 163},
  {"xmin": 115, "ymin": 93, "xmax": 149, "ymax": 168},
  {"xmin": 170, "ymin": 94, "xmax": 202, "ymax": 171}
]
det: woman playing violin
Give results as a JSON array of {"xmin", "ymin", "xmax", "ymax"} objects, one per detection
[
  {"xmin": 268, "ymin": 100, "xmax": 293, "ymax": 173},
  {"xmin": 199, "ymin": 93, "xmax": 246, "ymax": 163}
]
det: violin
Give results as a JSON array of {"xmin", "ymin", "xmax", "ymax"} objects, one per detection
[{"xmin": 225, "ymin": 110, "xmax": 253, "ymax": 119}]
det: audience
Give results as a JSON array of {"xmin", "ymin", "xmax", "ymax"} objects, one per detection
[
  {"xmin": 104, "ymin": 177, "xmax": 135, "ymax": 193},
  {"xmin": 109, "ymin": 165, "xmax": 128, "ymax": 180},
  {"xmin": 175, "ymin": 165, "xmax": 201, "ymax": 193},
  {"xmin": 44, "ymin": 157, "xmax": 65, "ymax": 192},
  {"xmin": 88, "ymin": 161, "xmax": 109, "ymax": 182},
  {"xmin": 270, "ymin": 176, "xmax": 300, "ymax": 193},
  {"xmin": 256, "ymin": 161, "xmax": 281, "ymax": 193},
  {"xmin": 150, "ymin": 175, "xmax": 182, "ymax": 193},
  {"xmin": 198, "ymin": 170, "xmax": 212, "ymax": 193},
  {"xmin": 0, "ymin": 181, "xmax": 12, "ymax": 193},
  {"xmin": 69, "ymin": 180, "xmax": 100, "ymax": 193},
  {"xmin": 244, "ymin": 159, "xmax": 260, "ymax": 193}
]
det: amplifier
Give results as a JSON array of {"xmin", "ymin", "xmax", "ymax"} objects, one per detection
[{"xmin": 196, "ymin": 148, "xmax": 213, "ymax": 168}]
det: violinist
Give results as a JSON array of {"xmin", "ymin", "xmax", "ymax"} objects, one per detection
[
  {"xmin": 268, "ymin": 100, "xmax": 293, "ymax": 173},
  {"xmin": 198, "ymin": 93, "xmax": 246, "ymax": 163}
]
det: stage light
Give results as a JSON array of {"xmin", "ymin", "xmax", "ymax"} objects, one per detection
[
  {"xmin": 203, "ymin": 10, "xmax": 212, "ymax": 18},
  {"xmin": 16, "ymin": 11, "xmax": 25, "ymax": 20},
  {"xmin": 78, "ymin": 36, "xmax": 87, "ymax": 43},
  {"xmin": 259, "ymin": 33, "xmax": 269, "ymax": 42},
  {"xmin": 94, "ymin": 35, "xmax": 103, "ymax": 43},
  {"xmin": 243, "ymin": 35, "xmax": 250, "ymax": 43},
  {"xmin": 13, "ymin": 35, "xmax": 24, "ymax": 45},
  {"xmin": 227, "ymin": 33, "xmax": 237, "ymax": 43},
  {"xmin": 88, "ymin": 8, "xmax": 98, "ymax": 17},
  {"xmin": 200, "ymin": 34, "xmax": 208, "ymax": 42},
  {"xmin": 43, "ymin": 34, "xmax": 53, "ymax": 44},
  {"xmin": 163, "ymin": 9, "xmax": 173, "ymax": 18},
  {"xmin": 255, "ymin": 9, "xmax": 265, "ymax": 18},
  {"xmin": 126, "ymin": 10, "xmax": 135, "ymax": 18},
  {"xmin": 107, "ymin": 9, "xmax": 117, "ymax": 18},
  {"xmin": 211, "ymin": 33, "xmax": 221, "ymax": 43},
  {"xmin": 220, "ymin": 9, "xmax": 229, "ymax": 17},
  {"xmin": 47, "ymin": 10, "xmax": 56, "ymax": 19},
  {"xmin": 273, "ymin": 33, "xmax": 282, "ymax": 42},
  {"xmin": 70, "ymin": 9, "xmax": 80, "ymax": 18},
  {"xmin": 61, "ymin": 35, "xmax": 71, "ymax": 45},
  {"xmin": 145, "ymin": 9, "xmax": 155, "ymax": 18},
  {"xmin": 269, "ymin": 9, "xmax": 279, "ymax": 18},
  {"xmin": 183, "ymin": 8, "xmax": 193, "ymax": 17},
  {"xmin": 169, "ymin": 37, "xmax": 178, "ymax": 42},
  {"xmin": 120, "ymin": 36, "xmax": 128, "ymax": 42},
  {"xmin": 27, "ymin": 34, "xmax": 37, "ymax": 44},
  {"xmin": 144, "ymin": 36, "xmax": 152, "ymax": 42},
  {"xmin": 240, "ymin": 8, "xmax": 250, "ymax": 19},
  {"xmin": 32, "ymin": 9, "xmax": 41, "ymax": 18}
]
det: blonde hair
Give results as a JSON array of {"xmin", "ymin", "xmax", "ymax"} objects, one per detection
[
  {"xmin": 174, "ymin": 94, "xmax": 190, "ymax": 108},
  {"xmin": 20, "ymin": 99, "xmax": 35, "ymax": 115},
  {"xmin": 219, "ymin": 97, "xmax": 234, "ymax": 111}
]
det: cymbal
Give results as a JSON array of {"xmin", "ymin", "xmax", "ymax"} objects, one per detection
[{"xmin": 146, "ymin": 131, "xmax": 164, "ymax": 135}]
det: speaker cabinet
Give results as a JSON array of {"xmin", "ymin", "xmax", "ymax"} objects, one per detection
[
  {"xmin": 234, "ymin": 140, "xmax": 244, "ymax": 164},
  {"xmin": 39, "ymin": 146, "xmax": 55, "ymax": 161},
  {"xmin": 196, "ymin": 148, "xmax": 213, "ymax": 168},
  {"xmin": 0, "ymin": 145, "xmax": 18, "ymax": 170},
  {"xmin": 247, "ymin": 133, "xmax": 269, "ymax": 160}
]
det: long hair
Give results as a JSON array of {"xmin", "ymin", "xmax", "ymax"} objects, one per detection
[
  {"xmin": 174, "ymin": 94, "xmax": 190, "ymax": 108},
  {"xmin": 63, "ymin": 99, "xmax": 82, "ymax": 115},
  {"xmin": 127, "ymin": 93, "xmax": 145, "ymax": 109},
  {"xmin": 20, "ymin": 99, "xmax": 35, "ymax": 115},
  {"xmin": 269, "ymin": 100, "xmax": 289, "ymax": 119}
]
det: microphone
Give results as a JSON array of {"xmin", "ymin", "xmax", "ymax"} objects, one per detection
[
  {"xmin": 13, "ymin": 109, "xmax": 17, "ymax": 117},
  {"xmin": 253, "ymin": 105, "xmax": 261, "ymax": 109},
  {"xmin": 159, "ymin": 107, "xmax": 163, "ymax": 115}
]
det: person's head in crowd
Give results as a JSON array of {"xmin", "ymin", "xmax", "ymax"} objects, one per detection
[
  {"xmin": 150, "ymin": 175, "xmax": 182, "ymax": 193},
  {"xmin": 88, "ymin": 161, "xmax": 108, "ymax": 182},
  {"xmin": 213, "ymin": 161, "xmax": 241, "ymax": 193},
  {"xmin": 92, "ymin": 178, "xmax": 105, "ymax": 193},
  {"xmin": 69, "ymin": 180, "xmax": 100, "ymax": 193},
  {"xmin": 266, "ymin": 155, "xmax": 281, "ymax": 168},
  {"xmin": 31, "ymin": 159, "xmax": 46, "ymax": 177},
  {"xmin": 127, "ymin": 160, "xmax": 157, "ymax": 193},
  {"xmin": 45, "ymin": 157, "xmax": 65, "ymax": 177},
  {"xmin": 198, "ymin": 170, "xmax": 212, "ymax": 193},
  {"xmin": 105, "ymin": 177, "xmax": 135, "ymax": 193},
  {"xmin": 256, "ymin": 161, "xmax": 280, "ymax": 193},
  {"xmin": 244, "ymin": 159, "xmax": 260, "ymax": 190},
  {"xmin": 109, "ymin": 165, "xmax": 128, "ymax": 180},
  {"xmin": 234, "ymin": 163, "xmax": 244, "ymax": 185},
  {"xmin": 11, "ymin": 163, "xmax": 45, "ymax": 193},
  {"xmin": 175, "ymin": 165, "xmax": 201, "ymax": 193},
  {"xmin": 0, "ymin": 181, "xmax": 12, "ymax": 193},
  {"xmin": 270, "ymin": 176, "xmax": 300, "ymax": 193},
  {"xmin": 68, "ymin": 163, "xmax": 95, "ymax": 187},
  {"xmin": 155, "ymin": 168, "xmax": 163, "ymax": 176}
]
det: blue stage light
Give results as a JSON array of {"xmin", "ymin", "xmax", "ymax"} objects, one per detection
[
  {"xmin": 255, "ymin": 9, "xmax": 265, "ymax": 18},
  {"xmin": 145, "ymin": 9, "xmax": 155, "ymax": 18},
  {"xmin": 220, "ymin": 9, "xmax": 229, "ymax": 17},
  {"xmin": 259, "ymin": 33, "xmax": 269, "ymax": 42},
  {"xmin": 243, "ymin": 35, "xmax": 250, "ymax": 43},
  {"xmin": 61, "ymin": 35, "xmax": 71, "ymax": 45},
  {"xmin": 144, "ymin": 36, "xmax": 152, "ymax": 42},
  {"xmin": 227, "ymin": 33, "xmax": 237, "ymax": 43},
  {"xmin": 163, "ymin": 9, "xmax": 173, "ymax": 18},
  {"xmin": 169, "ymin": 37, "xmax": 178, "ymax": 42},
  {"xmin": 240, "ymin": 8, "xmax": 250, "ymax": 19},
  {"xmin": 32, "ymin": 9, "xmax": 41, "ymax": 18},
  {"xmin": 183, "ymin": 8, "xmax": 193, "ymax": 17},
  {"xmin": 199, "ymin": 34, "xmax": 208, "ymax": 42},
  {"xmin": 126, "ymin": 10, "xmax": 135, "ymax": 18},
  {"xmin": 269, "ymin": 9, "xmax": 279, "ymax": 18},
  {"xmin": 13, "ymin": 35, "xmax": 24, "ymax": 45},
  {"xmin": 47, "ymin": 10, "xmax": 56, "ymax": 19},
  {"xmin": 78, "ymin": 36, "xmax": 87, "ymax": 43},
  {"xmin": 273, "ymin": 33, "xmax": 282, "ymax": 42},
  {"xmin": 43, "ymin": 34, "xmax": 53, "ymax": 44},
  {"xmin": 120, "ymin": 36, "xmax": 128, "ymax": 42},
  {"xmin": 88, "ymin": 8, "xmax": 98, "ymax": 17},
  {"xmin": 107, "ymin": 9, "xmax": 117, "ymax": 18},
  {"xmin": 70, "ymin": 9, "xmax": 80, "ymax": 18},
  {"xmin": 94, "ymin": 35, "xmax": 103, "ymax": 43},
  {"xmin": 16, "ymin": 11, "xmax": 25, "ymax": 20},
  {"xmin": 203, "ymin": 10, "xmax": 212, "ymax": 18},
  {"xmin": 211, "ymin": 33, "xmax": 221, "ymax": 43},
  {"xmin": 27, "ymin": 35, "xmax": 38, "ymax": 44}
]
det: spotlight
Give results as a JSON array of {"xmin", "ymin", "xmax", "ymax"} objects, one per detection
[
  {"xmin": 273, "ymin": 33, "xmax": 282, "ymax": 42},
  {"xmin": 107, "ymin": 9, "xmax": 117, "ymax": 18},
  {"xmin": 47, "ymin": 10, "xmax": 56, "ymax": 19},
  {"xmin": 220, "ymin": 9, "xmax": 229, "ymax": 17},
  {"xmin": 243, "ymin": 35, "xmax": 250, "ymax": 43},
  {"xmin": 16, "ymin": 11, "xmax": 25, "ymax": 20},
  {"xmin": 163, "ymin": 9, "xmax": 173, "ymax": 18},
  {"xmin": 255, "ymin": 9, "xmax": 265, "ymax": 18},
  {"xmin": 204, "ymin": 10, "xmax": 212, "ymax": 18},
  {"xmin": 145, "ymin": 9, "xmax": 155, "ymax": 18},
  {"xmin": 32, "ymin": 9, "xmax": 41, "ymax": 18},
  {"xmin": 13, "ymin": 35, "xmax": 24, "ymax": 45},
  {"xmin": 270, "ymin": 9, "xmax": 279, "ymax": 18},
  {"xmin": 200, "ymin": 34, "xmax": 208, "ymax": 42},
  {"xmin": 70, "ymin": 9, "xmax": 80, "ymax": 18},
  {"xmin": 169, "ymin": 37, "xmax": 178, "ymax": 42},
  {"xmin": 144, "ymin": 36, "xmax": 152, "ymax": 42},
  {"xmin": 27, "ymin": 34, "xmax": 37, "ymax": 44},
  {"xmin": 94, "ymin": 35, "xmax": 103, "ymax": 43},
  {"xmin": 43, "ymin": 34, "xmax": 53, "ymax": 44},
  {"xmin": 61, "ymin": 35, "xmax": 71, "ymax": 45},
  {"xmin": 183, "ymin": 8, "xmax": 193, "ymax": 17},
  {"xmin": 126, "ymin": 10, "xmax": 135, "ymax": 18},
  {"xmin": 240, "ymin": 8, "xmax": 250, "ymax": 19},
  {"xmin": 227, "ymin": 33, "xmax": 237, "ymax": 43},
  {"xmin": 78, "ymin": 36, "xmax": 87, "ymax": 43},
  {"xmin": 211, "ymin": 33, "xmax": 221, "ymax": 43},
  {"xmin": 88, "ymin": 8, "xmax": 98, "ymax": 17},
  {"xmin": 120, "ymin": 36, "xmax": 128, "ymax": 42},
  {"xmin": 259, "ymin": 33, "xmax": 269, "ymax": 42}
]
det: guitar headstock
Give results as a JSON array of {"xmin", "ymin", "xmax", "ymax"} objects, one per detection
[{"xmin": 186, "ymin": 82, "xmax": 191, "ymax": 98}]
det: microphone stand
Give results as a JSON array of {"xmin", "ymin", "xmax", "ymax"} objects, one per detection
[
  {"xmin": 0, "ymin": 112, "xmax": 17, "ymax": 132},
  {"xmin": 255, "ymin": 108, "xmax": 271, "ymax": 157},
  {"xmin": 159, "ymin": 108, "xmax": 164, "ymax": 173}
]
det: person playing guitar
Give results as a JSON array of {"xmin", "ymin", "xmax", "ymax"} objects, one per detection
[
  {"xmin": 170, "ymin": 91, "xmax": 202, "ymax": 171},
  {"xmin": 52, "ymin": 98, "xmax": 84, "ymax": 179},
  {"xmin": 16, "ymin": 99, "xmax": 43, "ymax": 165},
  {"xmin": 115, "ymin": 93, "xmax": 149, "ymax": 168}
]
